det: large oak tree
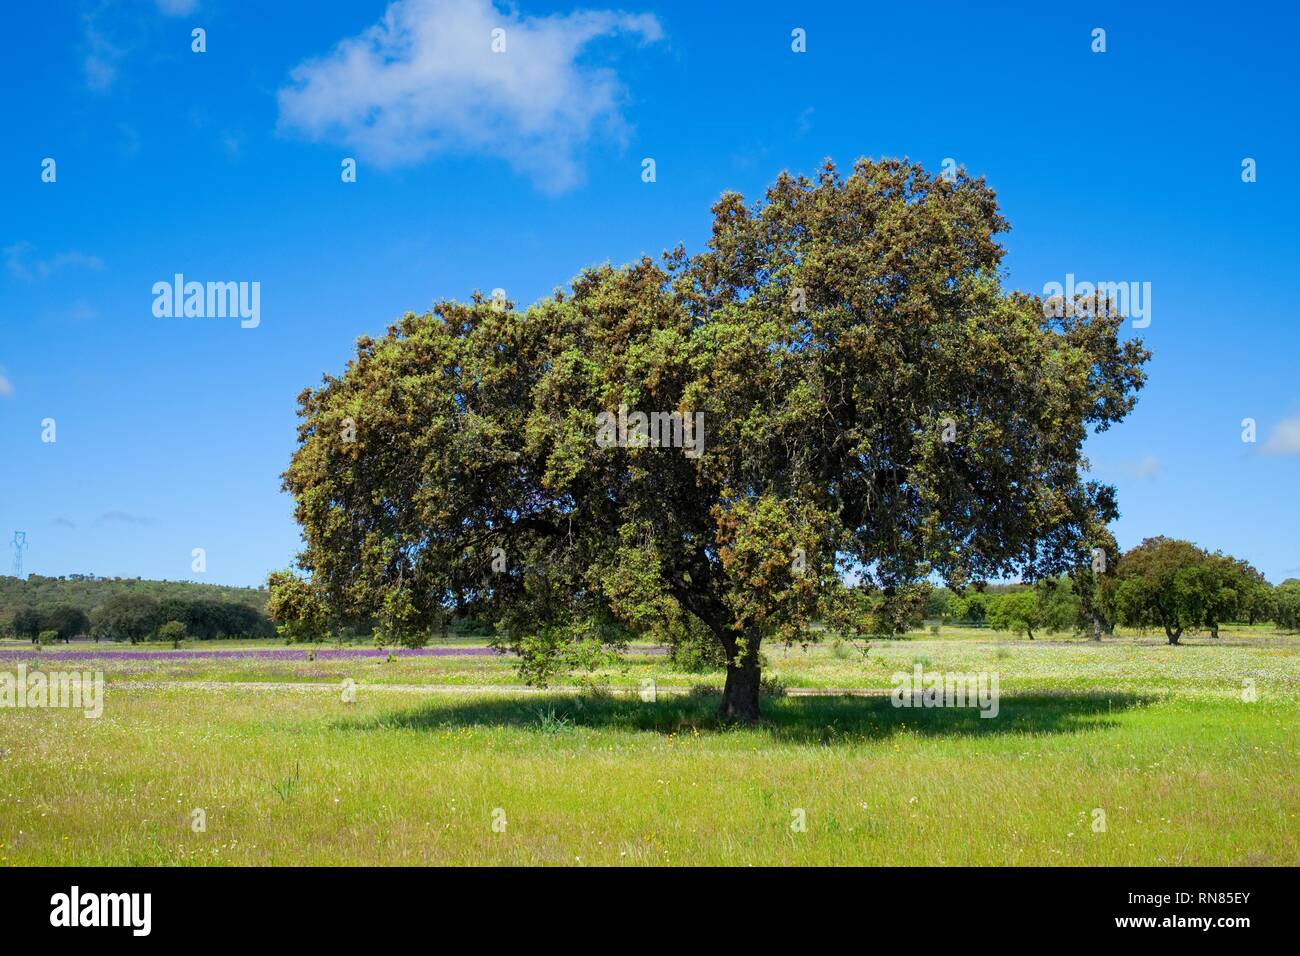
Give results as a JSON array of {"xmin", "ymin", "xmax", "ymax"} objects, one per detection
[{"xmin": 274, "ymin": 159, "xmax": 1149, "ymax": 720}]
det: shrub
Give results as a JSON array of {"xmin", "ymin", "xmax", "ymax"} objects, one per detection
[{"xmin": 760, "ymin": 673, "xmax": 788, "ymax": 698}]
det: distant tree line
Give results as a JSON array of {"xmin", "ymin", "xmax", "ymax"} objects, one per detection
[
  {"xmin": 6, "ymin": 534, "xmax": 1297, "ymax": 648},
  {"xmin": 266, "ymin": 534, "xmax": 1299, "ymax": 652},
  {"xmin": 0, "ymin": 574, "xmax": 273, "ymax": 643},
  {"xmin": 924, "ymin": 537, "xmax": 1299, "ymax": 644}
]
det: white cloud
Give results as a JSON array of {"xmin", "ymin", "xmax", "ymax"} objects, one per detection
[
  {"xmin": 155, "ymin": 0, "xmax": 199, "ymax": 14},
  {"xmin": 277, "ymin": 0, "xmax": 663, "ymax": 192},
  {"xmin": 0, "ymin": 369, "xmax": 13, "ymax": 398},
  {"xmin": 5, "ymin": 242, "xmax": 105, "ymax": 281},
  {"xmin": 1261, "ymin": 415, "xmax": 1300, "ymax": 456}
]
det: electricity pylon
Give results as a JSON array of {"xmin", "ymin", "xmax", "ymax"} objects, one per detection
[{"xmin": 11, "ymin": 531, "xmax": 27, "ymax": 578}]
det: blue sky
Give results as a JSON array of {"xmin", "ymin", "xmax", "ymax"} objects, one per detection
[{"xmin": 1, "ymin": 0, "xmax": 1297, "ymax": 587}]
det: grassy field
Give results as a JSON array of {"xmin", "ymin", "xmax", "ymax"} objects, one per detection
[{"xmin": 1, "ymin": 628, "xmax": 1296, "ymax": 865}]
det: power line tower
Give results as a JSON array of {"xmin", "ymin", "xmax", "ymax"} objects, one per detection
[{"xmin": 11, "ymin": 531, "xmax": 28, "ymax": 579}]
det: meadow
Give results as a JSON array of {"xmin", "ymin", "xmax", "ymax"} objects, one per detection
[{"xmin": 0, "ymin": 628, "xmax": 1296, "ymax": 866}]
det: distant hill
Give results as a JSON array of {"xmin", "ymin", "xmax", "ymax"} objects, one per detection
[{"xmin": 0, "ymin": 574, "xmax": 270, "ymax": 640}]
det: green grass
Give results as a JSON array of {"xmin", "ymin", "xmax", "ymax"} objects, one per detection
[{"xmin": 1, "ymin": 631, "xmax": 1296, "ymax": 865}]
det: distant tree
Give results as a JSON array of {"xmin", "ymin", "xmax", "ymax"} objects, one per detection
[
  {"xmin": 986, "ymin": 590, "xmax": 1044, "ymax": 639},
  {"xmin": 156, "ymin": 620, "xmax": 187, "ymax": 648},
  {"xmin": 949, "ymin": 591, "xmax": 990, "ymax": 626},
  {"xmin": 90, "ymin": 594, "xmax": 161, "ymax": 644},
  {"xmin": 1271, "ymin": 580, "xmax": 1300, "ymax": 631},
  {"xmin": 42, "ymin": 604, "xmax": 89, "ymax": 642},
  {"xmin": 1070, "ymin": 527, "xmax": 1118, "ymax": 640},
  {"xmin": 1230, "ymin": 560, "xmax": 1273, "ymax": 627},
  {"xmin": 923, "ymin": 588, "xmax": 954, "ymax": 624},
  {"xmin": 37, "ymin": 629, "xmax": 58, "ymax": 647},
  {"xmin": 1034, "ymin": 577, "xmax": 1081, "ymax": 634},
  {"xmin": 1104, "ymin": 537, "xmax": 1247, "ymax": 644},
  {"xmin": 1195, "ymin": 553, "xmax": 1263, "ymax": 638},
  {"xmin": 12, "ymin": 606, "xmax": 43, "ymax": 642}
]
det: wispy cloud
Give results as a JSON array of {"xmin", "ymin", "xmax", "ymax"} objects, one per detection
[
  {"xmin": 1260, "ymin": 415, "xmax": 1300, "ymax": 457},
  {"xmin": 0, "ymin": 368, "xmax": 14, "ymax": 398},
  {"xmin": 51, "ymin": 517, "xmax": 77, "ymax": 529},
  {"xmin": 796, "ymin": 106, "xmax": 815, "ymax": 136},
  {"xmin": 5, "ymin": 242, "xmax": 105, "ymax": 281},
  {"xmin": 1122, "ymin": 455, "xmax": 1162, "ymax": 480},
  {"xmin": 81, "ymin": 1, "xmax": 195, "ymax": 94},
  {"xmin": 82, "ymin": 8, "xmax": 125, "ymax": 93},
  {"xmin": 277, "ymin": 0, "xmax": 663, "ymax": 193},
  {"xmin": 220, "ymin": 130, "xmax": 244, "ymax": 160},
  {"xmin": 99, "ymin": 510, "xmax": 157, "ymax": 526}
]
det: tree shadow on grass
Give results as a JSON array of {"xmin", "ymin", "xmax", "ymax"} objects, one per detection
[{"xmin": 334, "ymin": 690, "xmax": 1156, "ymax": 744}]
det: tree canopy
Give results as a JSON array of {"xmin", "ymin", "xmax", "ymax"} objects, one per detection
[
  {"xmin": 275, "ymin": 158, "xmax": 1150, "ymax": 720},
  {"xmin": 1103, "ymin": 537, "xmax": 1266, "ymax": 644}
]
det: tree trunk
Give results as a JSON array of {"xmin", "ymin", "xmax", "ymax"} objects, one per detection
[
  {"xmin": 1091, "ymin": 611, "xmax": 1104, "ymax": 641},
  {"xmin": 1210, "ymin": 623, "xmax": 1220, "ymax": 639},
  {"xmin": 720, "ymin": 641, "xmax": 762, "ymax": 723},
  {"xmin": 1165, "ymin": 625, "xmax": 1181, "ymax": 646}
]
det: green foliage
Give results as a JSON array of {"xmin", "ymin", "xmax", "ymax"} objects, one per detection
[
  {"xmin": 266, "ymin": 570, "xmax": 331, "ymax": 644},
  {"xmin": 515, "ymin": 615, "xmax": 625, "ymax": 687},
  {"xmin": 279, "ymin": 158, "xmax": 1148, "ymax": 719},
  {"xmin": 948, "ymin": 591, "xmax": 991, "ymax": 625},
  {"xmin": 90, "ymin": 594, "xmax": 159, "ymax": 644},
  {"xmin": 1070, "ymin": 526, "xmax": 1119, "ymax": 637},
  {"xmin": 1034, "ymin": 577, "xmax": 1082, "ymax": 634},
  {"xmin": 986, "ymin": 590, "xmax": 1043, "ymax": 639},
  {"xmin": 981, "ymin": 579, "xmax": 1081, "ymax": 639},
  {"xmin": 36, "ymin": 629, "xmax": 58, "ymax": 647},
  {"xmin": 667, "ymin": 615, "xmax": 728, "ymax": 672},
  {"xmin": 0, "ymin": 574, "xmax": 271, "ymax": 642},
  {"xmin": 156, "ymin": 620, "xmax": 187, "ymax": 647},
  {"xmin": 9, "ymin": 604, "xmax": 88, "ymax": 642},
  {"xmin": 535, "ymin": 707, "xmax": 574, "ymax": 735},
  {"xmin": 1273, "ymin": 580, "xmax": 1300, "ymax": 631},
  {"xmin": 11, "ymin": 606, "xmax": 44, "ymax": 640},
  {"xmin": 923, "ymin": 588, "xmax": 953, "ymax": 622},
  {"xmin": 1104, "ymin": 537, "xmax": 1265, "ymax": 644}
]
